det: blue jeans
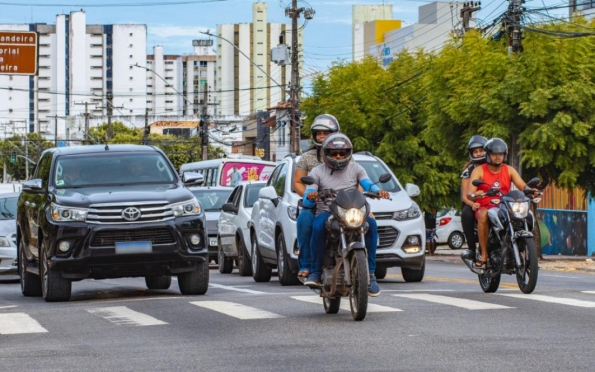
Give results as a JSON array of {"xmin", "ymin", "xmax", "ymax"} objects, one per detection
[
  {"xmin": 310, "ymin": 211, "xmax": 378, "ymax": 276},
  {"xmin": 297, "ymin": 208, "xmax": 315, "ymax": 272}
]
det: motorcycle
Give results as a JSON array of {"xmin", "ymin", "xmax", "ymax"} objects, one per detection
[
  {"xmin": 462, "ymin": 177, "xmax": 543, "ymax": 294},
  {"xmin": 300, "ymin": 174, "xmax": 391, "ymax": 321}
]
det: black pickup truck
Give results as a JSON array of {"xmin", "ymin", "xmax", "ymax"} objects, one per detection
[{"xmin": 17, "ymin": 145, "xmax": 208, "ymax": 302}]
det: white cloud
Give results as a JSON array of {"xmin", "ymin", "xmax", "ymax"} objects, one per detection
[
  {"xmin": 315, "ymin": 17, "xmax": 352, "ymax": 25},
  {"xmin": 148, "ymin": 24, "xmax": 211, "ymax": 39}
]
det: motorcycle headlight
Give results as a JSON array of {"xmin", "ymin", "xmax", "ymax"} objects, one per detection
[
  {"xmin": 287, "ymin": 206, "xmax": 298, "ymax": 221},
  {"xmin": 338, "ymin": 206, "xmax": 366, "ymax": 228},
  {"xmin": 171, "ymin": 199, "xmax": 202, "ymax": 217},
  {"xmin": 393, "ymin": 203, "xmax": 421, "ymax": 221},
  {"xmin": 509, "ymin": 201, "xmax": 529, "ymax": 219},
  {"xmin": 51, "ymin": 203, "xmax": 88, "ymax": 222}
]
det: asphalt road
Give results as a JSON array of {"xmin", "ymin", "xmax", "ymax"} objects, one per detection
[{"xmin": 1, "ymin": 259, "xmax": 594, "ymax": 372}]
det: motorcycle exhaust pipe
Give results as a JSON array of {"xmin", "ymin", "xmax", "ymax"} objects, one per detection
[{"xmin": 462, "ymin": 256, "xmax": 484, "ymax": 275}]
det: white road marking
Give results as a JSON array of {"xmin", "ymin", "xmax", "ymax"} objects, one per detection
[
  {"xmin": 498, "ymin": 294, "xmax": 595, "ymax": 308},
  {"xmin": 190, "ymin": 301, "xmax": 284, "ymax": 319},
  {"xmin": 291, "ymin": 295, "xmax": 402, "ymax": 312},
  {"xmin": 581, "ymin": 291, "xmax": 595, "ymax": 294},
  {"xmin": 0, "ymin": 305, "xmax": 18, "ymax": 310},
  {"xmin": 382, "ymin": 289, "xmax": 455, "ymax": 293},
  {"xmin": 0, "ymin": 313, "xmax": 48, "ymax": 334},
  {"xmin": 540, "ymin": 274, "xmax": 582, "ymax": 279},
  {"xmin": 209, "ymin": 283, "xmax": 266, "ymax": 294},
  {"xmin": 87, "ymin": 306, "xmax": 168, "ymax": 326},
  {"xmin": 393, "ymin": 294, "xmax": 513, "ymax": 310}
]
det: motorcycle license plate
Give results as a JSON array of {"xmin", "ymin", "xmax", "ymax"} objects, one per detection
[{"xmin": 115, "ymin": 241, "xmax": 152, "ymax": 254}]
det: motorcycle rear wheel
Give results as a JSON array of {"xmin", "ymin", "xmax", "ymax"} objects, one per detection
[
  {"xmin": 323, "ymin": 296, "xmax": 341, "ymax": 314},
  {"xmin": 349, "ymin": 250, "xmax": 369, "ymax": 321},
  {"xmin": 516, "ymin": 237, "xmax": 538, "ymax": 294}
]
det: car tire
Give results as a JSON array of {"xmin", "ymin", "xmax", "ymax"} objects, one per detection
[
  {"xmin": 145, "ymin": 275, "xmax": 172, "ymax": 290},
  {"xmin": 401, "ymin": 256, "xmax": 425, "ymax": 283},
  {"xmin": 374, "ymin": 265, "xmax": 387, "ymax": 280},
  {"xmin": 19, "ymin": 240, "xmax": 42, "ymax": 297},
  {"xmin": 178, "ymin": 259, "xmax": 209, "ymax": 295},
  {"xmin": 251, "ymin": 233, "xmax": 271, "ymax": 283},
  {"xmin": 237, "ymin": 234, "xmax": 252, "ymax": 277},
  {"xmin": 40, "ymin": 242, "xmax": 71, "ymax": 302},
  {"xmin": 276, "ymin": 231, "xmax": 299, "ymax": 286},
  {"xmin": 218, "ymin": 242, "xmax": 233, "ymax": 274},
  {"xmin": 447, "ymin": 231, "xmax": 465, "ymax": 250}
]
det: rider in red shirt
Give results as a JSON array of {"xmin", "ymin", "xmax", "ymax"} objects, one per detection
[{"xmin": 467, "ymin": 138, "xmax": 533, "ymax": 269}]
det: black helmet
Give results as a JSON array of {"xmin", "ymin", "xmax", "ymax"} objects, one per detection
[
  {"xmin": 484, "ymin": 138, "xmax": 508, "ymax": 165},
  {"xmin": 321, "ymin": 133, "xmax": 353, "ymax": 170},
  {"xmin": 467, "ymin": 135, "xmax": 487, "ymax": 164},
  {"xmin": 310, "ymin": 114, "xmax": 340, "ymax": 147}
]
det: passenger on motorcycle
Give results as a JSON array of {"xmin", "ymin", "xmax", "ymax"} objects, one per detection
[
  {"xmin": 467, "ymin": 138, "xmax": 535, "ymax": 269},
  {"xmin": 293, "ymin": 114, "xmax": 340, "ymax": 279},
  {"xmin": 302, "ymin": 134, "xmax": 390, "ymax": 296},
  {"xmin": 460, "ymin": 135, "xmax": 487, "ymax": 260}
]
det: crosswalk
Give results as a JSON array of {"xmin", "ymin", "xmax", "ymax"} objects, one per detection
[{"xmin": 2, "ymin": 290, "xmax": 595, "ymax": 335}]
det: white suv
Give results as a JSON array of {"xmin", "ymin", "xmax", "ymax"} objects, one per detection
[{"xmin": 248, "ymin": 153, "xmax": 426, "ymax": 285}]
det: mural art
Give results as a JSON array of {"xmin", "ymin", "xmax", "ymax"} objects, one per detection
[{"xmin": 535, "ymin": 209, "xmax": 588, "ymax": 256}]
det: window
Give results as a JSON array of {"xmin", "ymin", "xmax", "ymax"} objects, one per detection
[
  {"xmin": 129, "ymin": 77, "xmax": 133, "ymax": 80},
  {"xmin": 129, "ymin": 32, "xmax": 133, "ymax": 36},
  {"xmin": 129, "ymin": 55, "xmax": 133, "ymax": 58},
  {"xmin": 129, "ymin": 98, "xmax": 133, "ymax": 102},
  {"xmin": 199, "ymin": 61, "xmax": 207, "ymax": 67},
  {"xmin": 129, "ymin": 44, "xmax": 133, "ymax": 47}
]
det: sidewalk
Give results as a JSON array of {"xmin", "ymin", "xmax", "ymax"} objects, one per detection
[{"xmin": 429, "ymin": 245, "xmax": 595, "ymax": 274}]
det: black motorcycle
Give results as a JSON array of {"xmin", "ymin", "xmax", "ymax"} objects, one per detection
[
  {"xmin": 301, "ymin": 174, "xmax": 391, "ymax": 321},
  {"xmin": 462, "ymin": 178, "xmax": 542, "ymax": 294}
]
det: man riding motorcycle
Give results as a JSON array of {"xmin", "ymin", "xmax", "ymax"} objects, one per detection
[
  {"xmin": 302, "ymin": 133, "xmax": 390, "ymax": 296},
  {"xmin": 467, "ymin": 138, "xmax": 536, "ymax": 269}
]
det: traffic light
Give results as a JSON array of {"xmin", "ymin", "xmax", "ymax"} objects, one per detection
[{"xmin": 10, "ymin": 151, "xmax": 16, "ymax": 163}]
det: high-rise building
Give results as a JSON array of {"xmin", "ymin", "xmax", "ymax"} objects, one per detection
[
  {"xmin": 353, "ymin": 5, "xmax": 394, "ymax": 61},
  {"xmin": 216, "ymin": 2, "xmax": 300, "ymax": 116}
]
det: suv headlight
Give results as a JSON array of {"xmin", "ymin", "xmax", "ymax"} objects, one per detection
[
  {"xmin": 393, "ymin": 203, "xmax": 421, "ymax": 221},
  {"xmin": 508, "ymin": 201, "xmax": 529, "ymax": 219},
  {"xmin": 51, "ymin": 203, "xmax": 88, "ymax": 222},
  {"xmin": 338, "ymin": 205, "xmax": 366, "ymax": 228},
  {"xmin": 171, "ymin": 199, "xmax": 202, "ymax": 217},
  {"xmin": 0, "ymin": 236, "xmax": 10, "ymax": 247}
]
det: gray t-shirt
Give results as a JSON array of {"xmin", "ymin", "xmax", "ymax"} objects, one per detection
[
  {"xmin": 296, "ymin": 148, "xmax": 321, "ymax": 173},
  {"xmin": 308, "ymin": 161, "xmax": 369, "ymax": 214}
]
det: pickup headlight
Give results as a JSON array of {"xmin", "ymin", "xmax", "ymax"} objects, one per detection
[
  {"xmin": 51, "ymin": 203, "xmax": 88, "ymax": 222},
  {"xmin": 508, "ymin": 201, "xmax": 529, "ymax": 219},
  {"xmin": 171, "ymin": 199, "xmax": 202, "ymax": 217},
  {"xmin": 393, "ymin": 203, "xmax": 421, "ymax": 221},
  {"xmin": 0, "ymin": 237, "xmax": 10, "ymax": 247},
  {"xmin": 338, "ymin": 205, "xmax": 366, "ymax": 228}
]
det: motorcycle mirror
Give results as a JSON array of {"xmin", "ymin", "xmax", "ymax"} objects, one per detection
[
  {"xmin": 472, "ymin": 180, "xmax": 487, "ymax": 187},
  {"xmin": 526, "ymin": 177, "xmax": 541, "ymax": 188},
  {"xmin": 301, "ymin": 176, "xmax": 315, "ymax": 185},
  {"xmin": 378, "ymin": 174, "xmax": 392, "ymax": 184}
]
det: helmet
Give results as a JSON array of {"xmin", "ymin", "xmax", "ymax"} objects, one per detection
[
  {"xmin": 484, "ymin": 138, "xmax": 508, "ymax": 165},
  {"xmin": 321, "ymin": 133, "xmax": 353, "ymax": 170},
  {"xmin": 310, "ymin": 114, "xmax": 340, "ymax": 147},
  {"xmin": 467, "ymin": 135, "xmax": 487, "ymax": 164}
]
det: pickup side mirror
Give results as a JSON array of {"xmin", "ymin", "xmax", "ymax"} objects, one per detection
[
  {"xmin": 405, "ymin": 183, "xmax": 420, "ymax": 198},
  {"xmin": 258, "ymin": 186, "xmax": 280, "ymax": 207},
  {"xmin": 23, "ymin": 179, "xmax": 44, "ymax": 193},
  {"xmin": 222, "ymin": 202, "xmax": 238, "ymax": 214},
  {"xmin": 183, "ymin": 172, "xmax": 204, "ymax": 186}
]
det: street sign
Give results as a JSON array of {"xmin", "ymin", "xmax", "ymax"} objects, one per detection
[{"xmin": 0, "ymin": 31, "xmax": 38, "ymax": 75}]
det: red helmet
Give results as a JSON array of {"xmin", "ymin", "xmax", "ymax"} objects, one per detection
[{"xmin": 321, "ymin": 133, "xmax": 353, "ymax": 170}]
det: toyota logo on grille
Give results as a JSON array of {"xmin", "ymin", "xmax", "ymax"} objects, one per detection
[{"xmin": 122, "ymin": 207, "xmax": 141, "ymax": 221}]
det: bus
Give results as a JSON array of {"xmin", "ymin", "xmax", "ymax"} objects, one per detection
[{"xmin": 179, "ymin": 155, "xmax": 276, "ymax": 187}]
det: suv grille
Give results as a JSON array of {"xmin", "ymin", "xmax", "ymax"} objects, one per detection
[
  {"xmin": 87, "ymin": 201, "xmax": 174, "ymax": 224},
  {"xmin": 378, "ymin": 226, "xmax": 399, "ymax": 249},
  {"xmin": 91, "ymin": 229, "xmax": 175, "ymax": 247}
]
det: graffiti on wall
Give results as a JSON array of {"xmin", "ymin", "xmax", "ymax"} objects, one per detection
[{"xmin": 536, "ymin": 209, "xmax": 588, "ymax": 256}]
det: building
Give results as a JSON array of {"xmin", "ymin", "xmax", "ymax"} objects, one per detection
[
  {"xmin": 216, "ymin": 2, "xmax": 300, "ymax": 116},
  {"xmin": 570, "ymin": 0, "xmax": 595, "ymax": 17},
  {"xmin": 353, "ymin": 5, "xmax": 394, "ymax": 61},
  {"xmin": 369, "ymin": 2, "xmax": 468, "ymax": 67}
]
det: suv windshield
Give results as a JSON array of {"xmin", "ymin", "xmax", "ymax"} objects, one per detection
[
  {"xmin": 54, "ymin": 153, "xmax": 176, "ymax": 188},
  {"xmin": 190, "ymin": 189, "xmax": 233, "ymax": 211},
  {"xmin": 356, "ymin": 159, "xmax": 401, "ymax": 192},
  {"xmin": 0, "ymin": 196, "xmax": 17, "ymax": 220}
]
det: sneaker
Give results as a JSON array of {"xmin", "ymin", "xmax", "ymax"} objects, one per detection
[
  {"xmin": 368, "ymin": 275, "xmax": 381, "ymax": 297},
  {"xmin": 304, "ymin": 273, "xmax": 321, "ymax": 288}
]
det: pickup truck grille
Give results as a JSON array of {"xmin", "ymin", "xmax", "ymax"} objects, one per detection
[
  {"xmin": 91, "ymin": 229, "xmax": 175, "ymax": 247},
  {"xmin": 378, "ymin": 226, "xmax": 399, "ymax": 249},
  {"xmin": 86, "ymin": 201, "xmax": 174, "ymax": 224}
]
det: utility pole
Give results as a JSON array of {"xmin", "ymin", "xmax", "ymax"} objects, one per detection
[
  {"xmin": 285, "ymin": 1, "xmax": 314, "ymax": 155},
  {"xmin": 143, "ymin": 107, "xmax": 150, "ymax": 145},
  {"xmin": 201, "ymin": 85, "xmax": 209, "ymax": 161},
  {"xmin": 505, "ymin": 0, "xmax": 524, "ymax": 54},
  {"xmin": 460, "ymin": 2, "xmax": 481, "ymax": 33},
  {"xmin": 74, "ymin": 101, "xmax": 95, "ymax": 145},
  {"xmin": 47, "ymin": 115, "xmax": 66, "ymax": 147},
  {"xmin": 98, "ymin": 93, "xmax": 124, "ymax": 140}
]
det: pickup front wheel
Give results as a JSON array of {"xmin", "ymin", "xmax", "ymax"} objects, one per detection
[
  {"xmin": 178, "ymin": 259, "xmax": 209, "ymax": 295},
  {"xmin": 40, "ymin": 242, "xmax": 72, "ymax": 302}
]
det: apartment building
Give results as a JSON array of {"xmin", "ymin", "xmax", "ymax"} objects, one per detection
[{"xmin": 353, "ymin": 5, "xmax": 394, "ymax": 61}]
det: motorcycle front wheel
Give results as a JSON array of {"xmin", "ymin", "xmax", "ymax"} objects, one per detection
[
  {"xmin": 349, "ymin": 250, "xmax": 369, "ymax": 321},
  {"xmin": 323, "ymin": 296, "xmax": 341, "ymax": 314},
  {"xmin": 516, "ymin": 237, "xmax": 538, "ymax": 294}
]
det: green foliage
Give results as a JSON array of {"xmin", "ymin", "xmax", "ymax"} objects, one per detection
[{"xmin": 0, "ymin": 133, "xmax": 54, "ymax": 181}]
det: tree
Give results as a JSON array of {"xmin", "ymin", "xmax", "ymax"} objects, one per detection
[{"xmin": 0, "ymin": 133, "xmax": 53, "ymax": 181}]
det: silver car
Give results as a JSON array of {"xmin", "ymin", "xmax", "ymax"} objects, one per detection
[{"xmin": 0, "ymin": 192, "xmax": 19, "ymax": 276}]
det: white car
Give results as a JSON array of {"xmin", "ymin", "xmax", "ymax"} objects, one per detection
[
  {"xmin": 435, "ymin": 208, "xmax": 466, "ymax": 249},
  {"xmin": 0, "ymin": 192, "xmax": 19, "ymax": 277},
  {"xmin": 217, "ymin": 181, "xmax": 266, "ymax": 276},
  {"xmin": 248, "ymin": 152, "xmax": 426, "ymax": 285}
]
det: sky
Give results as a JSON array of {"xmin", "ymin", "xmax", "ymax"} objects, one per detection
[{"xmin": 0, "ymin": 0, "xmax": 570, "ymax": 82}]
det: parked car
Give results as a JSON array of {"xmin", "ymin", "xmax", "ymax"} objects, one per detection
[
  {"xmin": 248, "ymin": 152, "xmax": 426, "ymax": 286},
  {"xmin": 0, "ymin": 192, "xmax": 19, "ymax": 277},
  {"xmin": 187, "ymin": 186, "xmax": 234, "ymax": 265},
  {"xmin": 435, "ymin": 208, "xmax": 465, "ymax": 249},
  {"xmin": 17, "ymin": 145, "xmax": 209, "ymax": 302},
  {"xmin": 218, "ymin": 181, "xmax": 266, "ymax": 276}
]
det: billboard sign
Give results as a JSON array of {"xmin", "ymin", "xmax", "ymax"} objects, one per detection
[{"xmin": 0, "ymin": 31, "xmax": 38, "ymax": 75}]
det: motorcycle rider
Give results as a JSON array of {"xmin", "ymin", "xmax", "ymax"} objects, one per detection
[
  {"xmin": 460, "ymin": 135, "xmax": 487, "ymax": 260},
  {"xmin": 293, "ymin": 114, "xmax": 340, "ymax": 278},
  {"xmin": 467, "ymin": 138, "xmax": 535, "ymax": 269},
  {"xmin": 302, "ymin": 133, "xmax": 390, "ymax": 296}
]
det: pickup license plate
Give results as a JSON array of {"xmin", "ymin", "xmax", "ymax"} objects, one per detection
[{"xmin": 115, "ymin": 241, "xmax": 152, "ymax": 254}]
